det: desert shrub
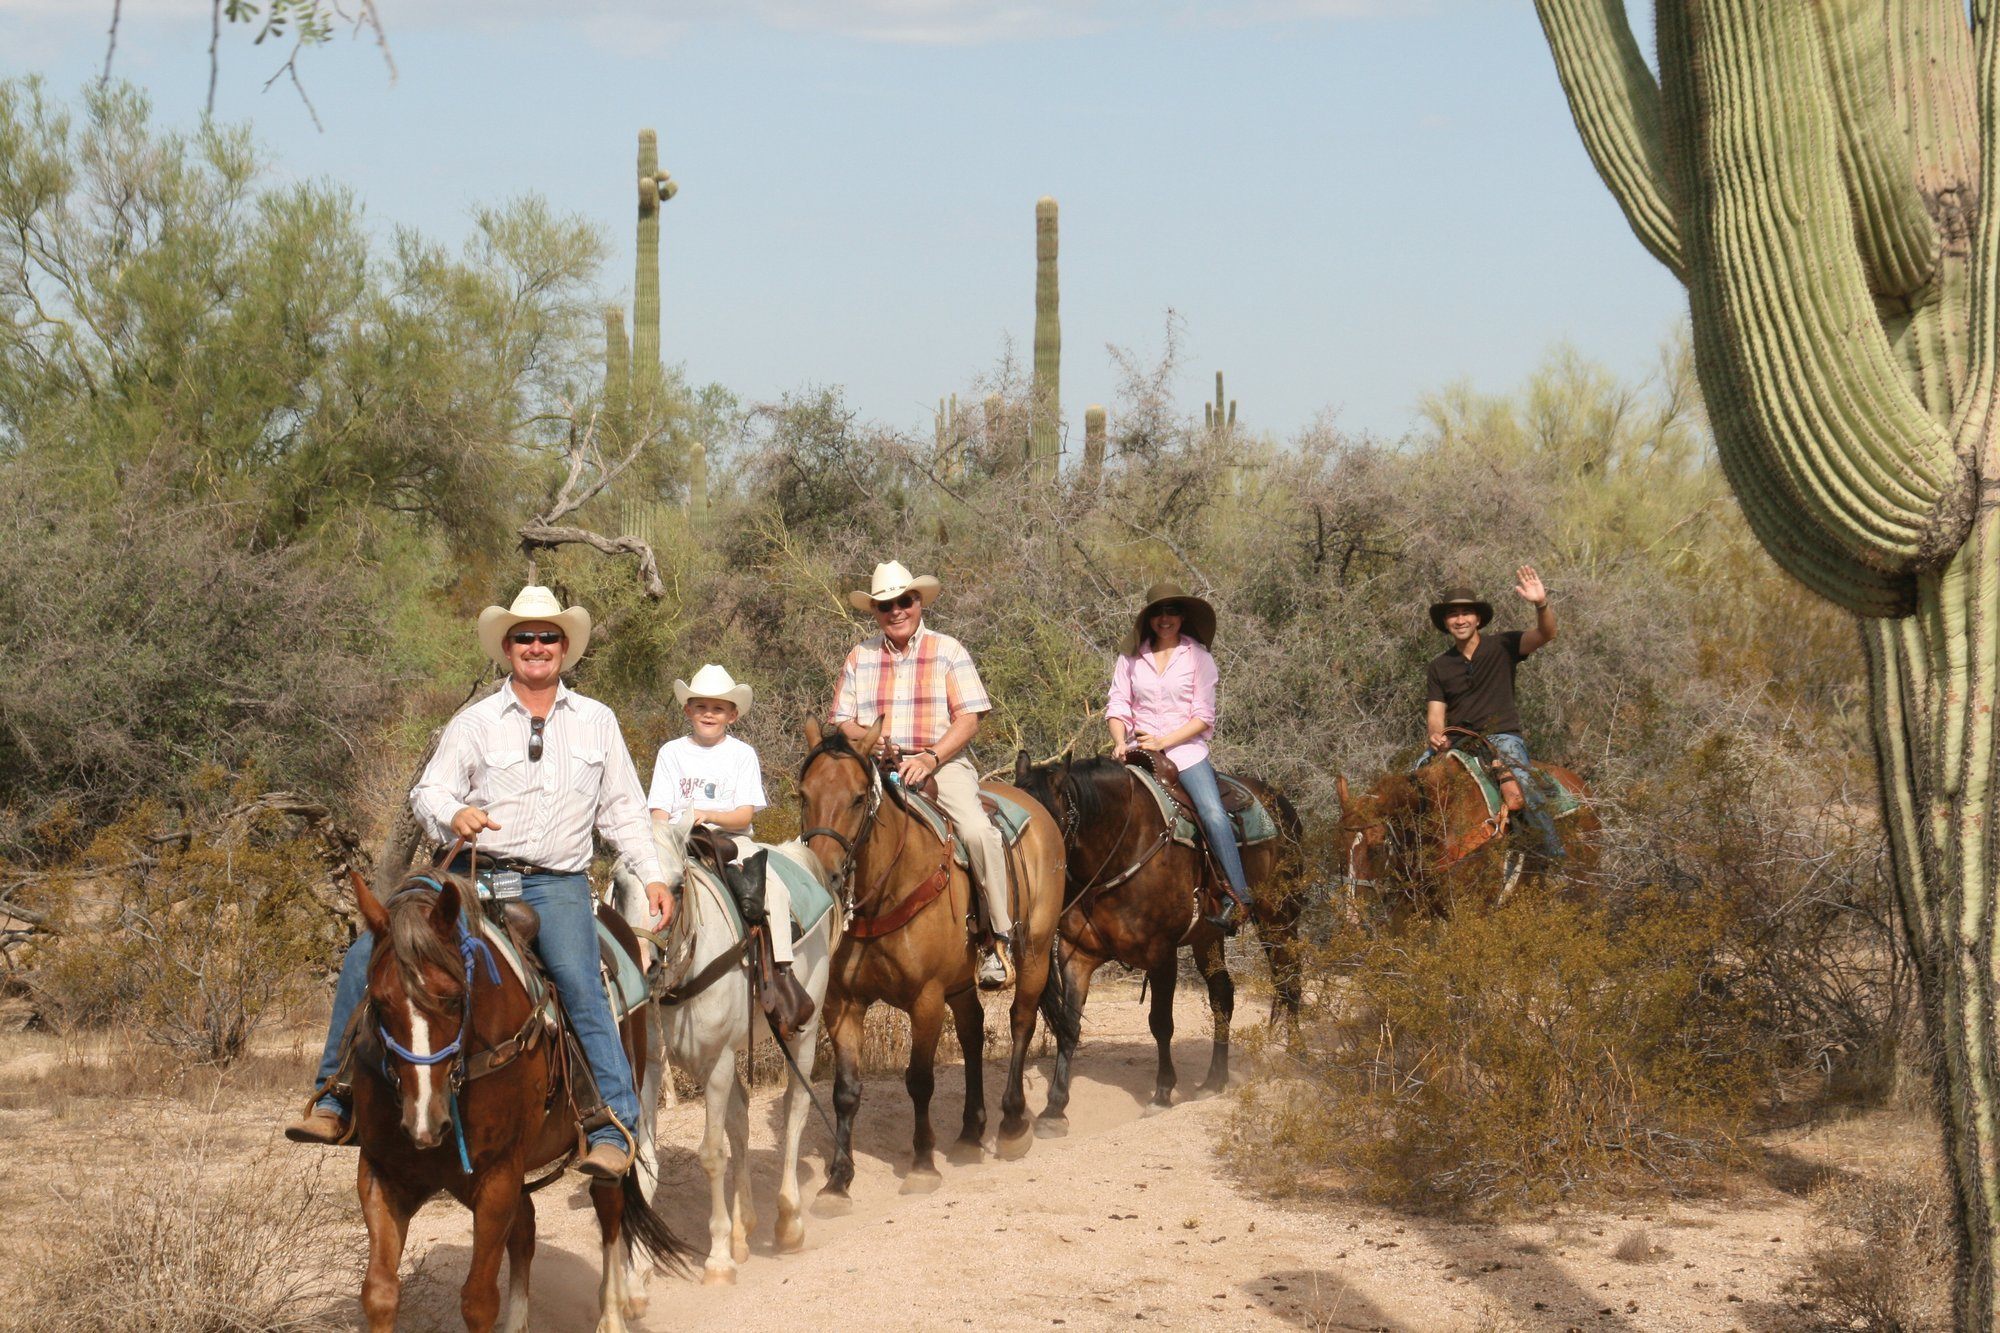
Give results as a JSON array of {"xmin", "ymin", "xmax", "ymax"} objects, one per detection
[
  {"xmin": 19, "ymin": 1137, "xmax": 350, "ymax": 1332},
  {"xmin": 1230, "ymin": 891, "xmax": 1769, "ymax": 1214},
  {"xmin": 1799, "ymin": 1164, "xmax": 1952, "ymax": 1332}
]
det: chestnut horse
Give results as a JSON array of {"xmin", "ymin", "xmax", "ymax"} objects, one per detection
[
  {"xmin": 1015, "ymin": 756, "xmax": 1307, "ymax": 1120},
  {"xmin": 798, "ymin": 718, "xmax": 1071, "ymax": 1213},
  {"xmin": 1334, "ymin": 749, "xmax": 1599, "ymax": 929},
  {"xmin": 346, "ymin": 869, "xmax": 691, "ymax": 1332}
]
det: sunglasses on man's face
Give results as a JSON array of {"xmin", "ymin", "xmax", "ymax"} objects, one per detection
[
  {"xmin": 529, "ymin": 714, "xmax": 547, "ymax": 762},
  {"xmin": 873, "ymin": 594, "xmax": 918, "ymax": 614},
  {"xmin": 509, "ymin": 630, "xmax": 565, "ymax": 646}
]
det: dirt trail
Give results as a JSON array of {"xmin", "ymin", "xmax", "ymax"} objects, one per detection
[{"xmin": 367, "ymin": 972, "xmax": 1820, "ymax": 1332}]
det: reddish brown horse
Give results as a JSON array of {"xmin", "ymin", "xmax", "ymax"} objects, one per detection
[
  {"xmin": 1335, "ymin": 745, "xmax": 1599, "ymax": 929},
  {"xmin": 347, "ymin": 869, "xmax": 691, "ymax": 1332},
  {"xmin": 798, "ymin": 718, "xmax": 1070, "ymax": 1213},
  {"xmin": 1015, "ymin": 755, "xmax": 1306, "ymax": 1121}
]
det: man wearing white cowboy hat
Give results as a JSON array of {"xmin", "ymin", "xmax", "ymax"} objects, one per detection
[
  {"xmin": 286, "ymin": 586, "xmax": 673, "ymax": 1180},
  {"xmin": 830, "ymin": 560, "xmax": 1015, "ymax": 989},
  {"xmin": 644, "ymin": 664, "xmax": 812, "ymax": 1032}
]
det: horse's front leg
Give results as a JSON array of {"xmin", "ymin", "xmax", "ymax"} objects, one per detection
[
  {"xmin": 357, "ymin": 1156, "xmax": 421, "ymax": 1333},
  {"xmin": 461, "ymin": 1162, "xmax": 526, "ymax": 1333},
  {"xmin": 946, "ymin": 985, "xmax": 987, "ymax": 1165},
  {"xmin": 498, "ymin": 1190, "xmax": 536, "ymax": 1333},
  {"xmin": 1145, "ymin": 957, "xmax": 1179, "ymax": 1112},
  {"xmin": 697, "ymin": 1045, "xmax": 741, "ymax": 1284},
  {"xmin": 811, "ymin": 993, "xmax": 864, "ymax": 1217},
  {"xmin": 996, "ymin": 926, "xmax": 1054, "ymax": 1156},
  {"xmin": 727, "ymin": 1064, "xmax": 756, "ymax": 1263},
  {"xmin": 1192, "ymin": 933, "xmax": 1235, "ymax": 1096},
  {"xmin": 1037, "ymin": 940, "xmax": 1099, "ymax": 1138},
  {"xmin": 901, "ymin": 989, "xmax": 947, "ymax": 1192}
]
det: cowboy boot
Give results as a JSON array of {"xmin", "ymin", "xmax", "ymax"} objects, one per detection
[
  {"xmin": 976, "ymin": 932, "xmax": 1013, "ymax": 991},
  {"xmin": 284, "ymin": 1101, "xmax": 352, "ymax": 1145}
]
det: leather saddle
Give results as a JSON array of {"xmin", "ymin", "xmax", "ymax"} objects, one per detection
[
  {"xmin": 683, "ymin": 836, "xmax": 815, "ymax": 1042},
  {"xmin": 1122, "ymin": 751, "xmax": 1248, "ymax": 921}
]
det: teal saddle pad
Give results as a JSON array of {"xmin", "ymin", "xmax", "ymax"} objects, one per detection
[
  {"xmin": 1129, "ymin": 766, "xmax": 1279, "ymax": 848},
  {"xmin": 475, "ymin": 910, "xmax": 648, "ymax": 1024},
  {"xmin": 900, "ymin": 786, "xmax": 1038, "ymax": 868},
  {"xmin": 687, "ymin": 847, "xmax": 835, "ymax": 943}
]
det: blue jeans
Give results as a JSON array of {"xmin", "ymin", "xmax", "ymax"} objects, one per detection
[
  {"xmin": 313, "ymin": 872, "xmax": 639, "ymax": 1149},
  {"xmin": 1487, "ymin": 732, "xmax": 1565, "ymax": 860},
  {"xmin": 1179, "ymin": 759, "xmax": 1252, "ymax": 905}
]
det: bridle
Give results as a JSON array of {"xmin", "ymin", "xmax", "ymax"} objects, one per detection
[{"xmin": 798, "ymin": 744, "xmax": 886, "ymax": 911}]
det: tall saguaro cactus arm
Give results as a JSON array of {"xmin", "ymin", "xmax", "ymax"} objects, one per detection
[
  {"xmin": 1533, "ymin": 0, "xmax": 1683, "ymax": 279},
  {"xmin": 1030, "ymin": 196, "xmax": 1062, "ymax": 481}
]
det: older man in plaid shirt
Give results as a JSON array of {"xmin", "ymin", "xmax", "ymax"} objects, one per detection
[{"xmin": 831, "ymin": 560, "xmax": 1014, "ymax": 989}]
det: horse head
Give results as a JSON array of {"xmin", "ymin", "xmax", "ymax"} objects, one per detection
[
  {"xmin": 358, "ymin": 871, "xmax": 504, "ymax": 1151},
  {"xmin": 799, "ymin": 715, "xmax": 883, "ymax": 894}
]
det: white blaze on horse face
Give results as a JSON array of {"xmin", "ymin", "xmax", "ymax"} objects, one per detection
[{"xmin": 406, "ymin": 1002, "xmax": 440, "ymax": 1144}]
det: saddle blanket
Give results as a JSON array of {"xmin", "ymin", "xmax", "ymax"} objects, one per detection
[
  {"xmin": 900, "ymin": 785, "xmax": 1038, "ymax": 870},
  {"xmin": 685, "ymin": 849, "xmax": 837, "ymax": 946},
  {"xmin": 1441, "ymin": 749, "xmax": 1584, "ymax": 824},
  {"xmin": 1127, "ymin": 766, "xmax": 1279, "ymax": 849},
  {"xmin": 477, "ymin": 908, "xmax": 650, "ymax": 1025}
]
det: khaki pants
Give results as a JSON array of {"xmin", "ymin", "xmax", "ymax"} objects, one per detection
[{"xmin": 932, "ymin": 754, "xmax": 1012, "ymax": 937}]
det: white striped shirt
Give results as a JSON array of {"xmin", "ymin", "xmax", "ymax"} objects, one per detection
[{"xmin": 410, "ymin": 679, "xmax": 665, "ymax": 883}]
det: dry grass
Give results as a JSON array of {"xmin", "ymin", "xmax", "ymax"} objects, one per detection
[
  {"xmin": 0, "ymin": 1029, "xmax": 316, "ymax": 1115},
  {"xmin": 1796, "ymin": 1164, "xmax": 1952, "ymax": 1332},
  {"xmin": 9, "ymin": 1125, "xmax": 353, "ymax": 1332}
]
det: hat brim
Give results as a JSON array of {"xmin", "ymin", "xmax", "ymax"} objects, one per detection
[
  {"xmin": 1429, "ymin": 601, "xmax": 1494, "ymax": 633},
  {"xmin": 477, "ymin": 604, "xmax": 592, "ymax": 672},
  {"xmin": 1121, "ymin": 594, "xmax": 1218, "ymax": 656},
  {"xmin": 674, "ymin": 680, "xmax": 753, "ymax": 715},
  {"xmin": 848, "ymin": 575, "xmax": 942, "ymax": 612}
]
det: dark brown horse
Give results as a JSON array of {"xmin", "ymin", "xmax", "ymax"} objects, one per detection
[
  {"xmin": 798, "ymin": 718, "xmax": 1071, "ymax": 1214},
  {"xmin": 346, "ymin": 869, "xmax": 690, "ymax": 1332},
  {"xmin": 1015, "ymin": 755, "xmax": 1306, "ymax": 1122},
  {"xmin": 1335, "ymin": 747, "xmax": 1599, "ymax": 929}
]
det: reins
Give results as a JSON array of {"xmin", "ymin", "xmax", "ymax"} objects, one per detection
[{"xmin": 800, "ymin": 742, "xmax": 949, "ymax": 941}]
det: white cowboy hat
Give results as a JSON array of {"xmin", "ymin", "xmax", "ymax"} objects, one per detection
[
  {"xmin": 847, "ymin": 559, "xmax": 942, "ymax": 613},
  {"xmin": 674, "ymin": 663, "xmax": 753, "ymax": 715},
  {"xmin": 476, "ymin": 586, "xmax": 592, "ymax": 672}
]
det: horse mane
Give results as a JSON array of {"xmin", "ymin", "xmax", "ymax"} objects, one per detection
[
  {"xmin": 382, "ymin": 882, "xmax": 467, "ymax": 1014},
  {"xmin": 1060, "ymin": 757, "xmax": 1127, "ymax": 830}
]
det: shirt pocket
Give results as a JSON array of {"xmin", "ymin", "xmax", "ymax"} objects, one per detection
[
  {"xmin": 568, "ymin": 746, "xmax": 606, "ymax": 796},
  {"xmin": 484, "ymin": 751, "xmax": 534, "ymax": 802}
]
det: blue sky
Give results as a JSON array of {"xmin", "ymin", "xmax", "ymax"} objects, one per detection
[{"xmin": 2, "ymin": 0, "xmax": 1685, "ymax": 445}]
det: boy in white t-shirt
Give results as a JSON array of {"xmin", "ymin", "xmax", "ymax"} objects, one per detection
[{"xmin": 647, "ymin": 665, "xmax": 796, "ymax": 971}]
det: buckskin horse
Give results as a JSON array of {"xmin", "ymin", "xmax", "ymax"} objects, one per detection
[
  {"xmin": 1335, "ymin": 735, "xmax": 1599, "ymax": 928},
  {"xmin": 798, "ymin": 717, "xmax": 1072, "ymax": 1213},
  {"xmin": 1015, "ymin": 754, "xmax": 1307, "ymax": 1121},
  {"xmin": 344, "ymin": 867, "xmax": 691, "ymax": 1332}
]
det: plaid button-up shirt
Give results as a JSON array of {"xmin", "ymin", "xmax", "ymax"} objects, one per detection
[{"xmin": 830, "ymin": 623, "xmax": 991, "ymax": 751}]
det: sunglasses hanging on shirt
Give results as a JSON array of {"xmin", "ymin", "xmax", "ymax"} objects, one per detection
[{"xmin": 529, "ymin": 714, "xmax": 547, "ymax": 762}]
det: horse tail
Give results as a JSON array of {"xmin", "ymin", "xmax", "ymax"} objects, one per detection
[
  {"xmin": 1036, "ymin": 936, "xmax": 1081, "ymax": 1049},
  {"xmin": 619, "ymin": 1171, "xmax": 696, "ymax": 1276}
]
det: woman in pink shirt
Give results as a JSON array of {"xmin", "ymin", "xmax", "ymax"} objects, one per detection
[{"xmin": 1106, "ymin": 581, "xmax": 1252, "ymax": 931}]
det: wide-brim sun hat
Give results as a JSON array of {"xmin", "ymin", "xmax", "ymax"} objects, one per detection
[
  {"xmin": 848, "ymin": 559, "xmax": 943, "ymax": 613},
  {"xmin": 1429, "ymin": 585, "xmax": 1494, "ymax": 633},
  {"xmin": 476, "ymin": 585, "xmax": 593, "ymax": 672},
  {"xmin": 1121, "ymin": 580, "xmax": 1218, "ymax": 656},
  {"xmin": 674, "ymin": 663, "xmax": 753, "ymax": 716}
]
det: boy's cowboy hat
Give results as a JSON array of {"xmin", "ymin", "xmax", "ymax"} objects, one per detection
[
  {"xmin": 1121, "ymin": 580, "xmax": 1218, "ymax": 656},
  {"xmin": 848, "ymin": 560, "xmax": 942, "ymax": 612},
  {"xmin": 674, "ymin": 663, "xmax": 753, "ymax": 715},
  {"xmin": 1429, "ymin": 586, "xmax": 1494, "ymax": 633},
  {"xmin": 476, "ymin": 585, "xmax": 592, "ymax": 672}
]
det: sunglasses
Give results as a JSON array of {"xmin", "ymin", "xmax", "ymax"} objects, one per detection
[
  {"xmin": 1152, "ymin": 604, "xmax": 1185, "ymax": 618},
  {"xmin": 529, "ymin": 714, "xmax": 547, "ymax": 763},
  {"xmin": 509, "ymin": 630, "xmax": 565, "ymax": 646},
  {"xmin": 873, "ymin": 594, "xmax": 919, "ymax": 613}
]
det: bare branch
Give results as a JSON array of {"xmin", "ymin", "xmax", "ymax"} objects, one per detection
[{"xmin": 518, "ymin": 524, "xmax": 667, "ymax": 600}]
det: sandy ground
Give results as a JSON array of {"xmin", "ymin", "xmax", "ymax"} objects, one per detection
[{"xmin": 0, "ymin": 971, "xmax": 1930, "ymax": 1332}]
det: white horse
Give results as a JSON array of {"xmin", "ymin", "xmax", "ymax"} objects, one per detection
[{"xmin": 613, "ymin": 821, "xmax": 836, "ymax": 1287}]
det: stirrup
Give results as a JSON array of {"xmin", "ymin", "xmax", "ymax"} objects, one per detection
[{"xmin": 1204, "ymin": 896, "xmax": 1242, "ymax": 937}]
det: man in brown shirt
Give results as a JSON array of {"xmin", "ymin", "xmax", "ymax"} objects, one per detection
[{"xmin": 1423, "ymin": 567, "xmax": 1564, "ymax": 860}]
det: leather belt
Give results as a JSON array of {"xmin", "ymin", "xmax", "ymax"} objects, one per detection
[{"xmin": 447, "ymin": 853, "xmax": 574, "ymax": 878}]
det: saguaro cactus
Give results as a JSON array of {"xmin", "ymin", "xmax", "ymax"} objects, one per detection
[
  {"xmin": 633, "ymin": 129, "xmax": 676, "ymax": 411},
  {"xmin": 1535, "ymin": 2, "xmax": 2000, "ymax": 1321},
  {"xmin": 1030, "ymin": 196, "xmax": 1061, "ymax": 481},
  {"xmin": 603, "ymin": 306, "xmax": 630, "ymax": 441},
  {"xmin": 687, "ymin": 441, "xmax": 707, "ymax": 520},
  {"xmin": 935, "ymin": 393, "xmax": 961, "ymax": 480},
  {"xmin": 1203, "ymin": 370, "xmax": 1237, "ymax": 433},
  {"xmin": 1082, "ymin": 404, "xmax": 1107, "ymax": 489}
]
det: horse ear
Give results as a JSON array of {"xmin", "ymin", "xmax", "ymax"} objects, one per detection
[
  {"xmin": 1336, "ymin": 775, "xmax": 1352, "ymax": 809},
  {"xmin": 804, "ymin": 715, "xmax": 824, "ymax": 748},
  {"xmin": 351, "ymin": 869, "xmax": 390, "ymax": 938},
  {"xmin": 435, "ymin": 876, "xmax": 463, "ymax": 933},
  {"xmin": 1014, "ymin": 749, "xmax": 1032, "ymax": 787},
  {"xmin": 859, "ymin": 715, "xmax": 883, "ymax": 757}
]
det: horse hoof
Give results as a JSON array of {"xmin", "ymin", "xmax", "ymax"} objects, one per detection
[
  {"xmin": 731, "ymin": 1235, "xmax": 750, "ymax": 1265},
  {"xmin": 1192, "ymin": 1081, "xmax": 1229, "ymax": 1100},
  {"xmin": 810, "ymin": 1190, "xmax": 853, "ymax": 1218},
  {"xmin": 624, "ymin": 1294, "xmax": 650, "ymax": 1319},
  {"xmin": 900, "ymin": 1168, "xmax": 943, "ymax": 1195},
  {"xmin": 946, "ymin": 1138, "xmax": 984, "ymax": 1166},
  {"xmin": 776, "ymin": 1215, "xmax": 805, "ymax": 1252},
  {"xmin": 1034, "ymin": 1116, "xmax": 1070, "ymax": 1140},
  {"xmin": 701, "ymin": 1263, "xmax": 736, "ymax": 1287},
  {"xmin": 1142, "ymin": 1099, "xmax": 1173, "ymax": 1117},
  {"xmin": 994, "ymin": 1127, "xmax": 1032, "ymax": 1161}
]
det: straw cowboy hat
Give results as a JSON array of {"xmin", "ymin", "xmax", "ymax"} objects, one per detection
[
  {"xmin": 847, "ymin": 559, "xmax": 942, "ymax": 613},
  {"xmin": 674, "ymin": 663, "xmax": 753, "ymax": 715},
  {"xmin": 1428, "ymin": 585, "xmax": 1494, "ymax": 633},
  {"xmin": 476, "ymin": 585, "xmax": 593, "ymax": 672},
  {"xmin": 1121, "ymin": 580, "xmax": 1218, "ymax": 656}
]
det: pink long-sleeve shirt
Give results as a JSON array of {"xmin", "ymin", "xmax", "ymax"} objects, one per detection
[{"xmin": 1106, "ymin": 638, "xmax": 1219, "ymax": 770}]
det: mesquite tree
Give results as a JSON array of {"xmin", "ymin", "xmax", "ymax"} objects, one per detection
[{"xmin": 1535, "ymin": 1, "xmax": 2000, "ymax": 1322}]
